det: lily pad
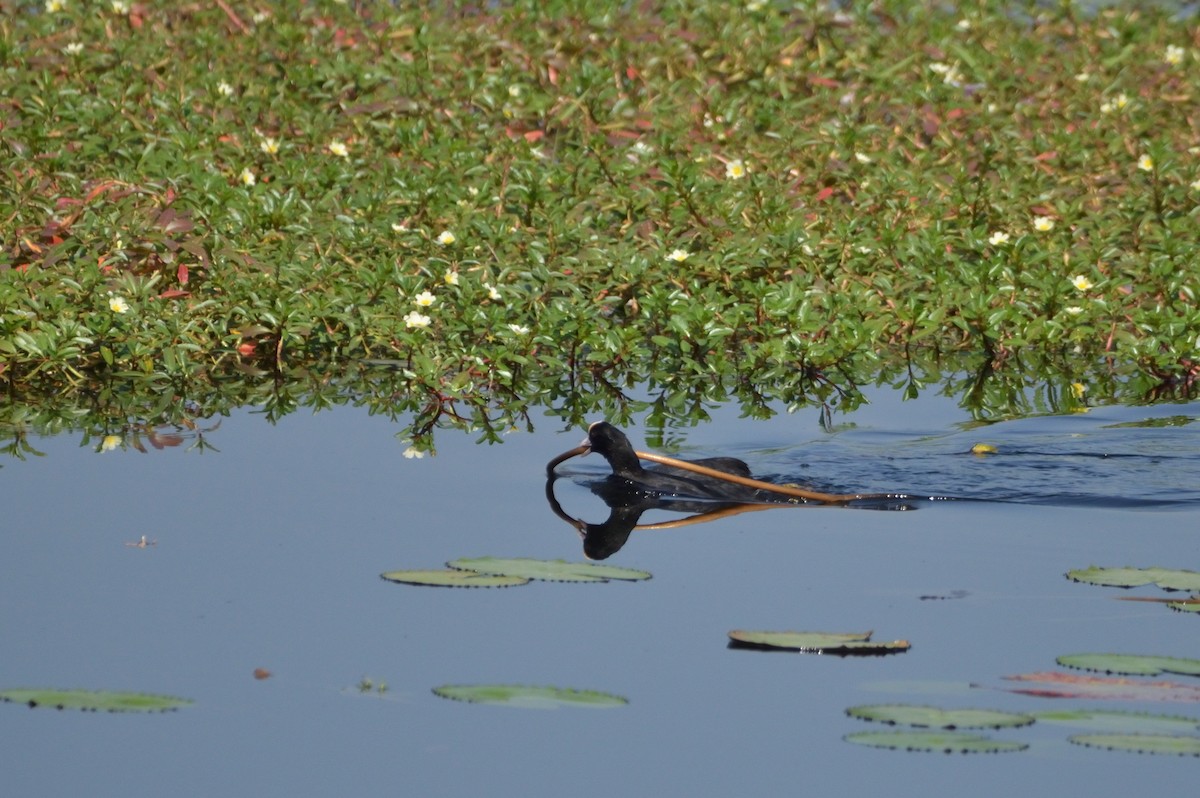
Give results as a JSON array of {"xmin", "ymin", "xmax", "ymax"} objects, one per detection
[
  {"xmin": 844, "ymin": 730, "xmax": 1027, "ymax": 754},
  {"xmin": 1069, "ymin": 733, "xmax": 1200, "ymax": 757},
  {"xmin": 1066, "ymin": 566, "xmax": 1200, "ymax": 592},
  {"xmin": 1033, "ymin": 709, "xmax": 1200, "ymax": 735},
  {"xmin": 0, "ymin": 688, "xmax": 192, "ymax": 713},
  {"xmin": 728, "ymin": 630, "xmax": 910, "ymax": 655},
  {"xmin": 846, "ymin": 704, "xmax": 1033, "ymax": 730},
  {"xmin": 431, "ymin": 684, "xmax": 628, "ymax": 709},
  {"xmin": 448, "ymin": 557, "xmax": 652, "ymax": 583},
  {"xmin": 380, "ymin": 570, "xmax": 530, "ymax": 588},
  {"xmin": 1057, "ymin": 653, "xmax": 1200, "ymax": 678},
  {"xmin": 1169, "ymin": 599, "xmax": 1200, "ymax": 614}
]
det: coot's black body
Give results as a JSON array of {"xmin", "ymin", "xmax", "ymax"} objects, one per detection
[{"xmin": 585, "ymin": 421, "xmax": 763, "ymax": 503}]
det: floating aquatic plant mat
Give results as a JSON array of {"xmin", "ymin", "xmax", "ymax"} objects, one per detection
[
  {"xmin": 0, "ymin": 688, "xmax": 193, "ymax": 713},
  {"xmin": 381, "ymin": 557, "xmax": 651, "ymax": 588},
  {"xmin": 1056, "ymin": 653, "xmax": 1200, "ymax": 678},
  {"xmin": 727, "ymin": 630, "xmax": 910, "ymax": 655},
  {"xmin": 431, "ymin": 684, "xmax": 628, "ymax": 710},
  {"xmin": 1066, "ymin": 565, "xmax": 1200, "ymax": 614}
]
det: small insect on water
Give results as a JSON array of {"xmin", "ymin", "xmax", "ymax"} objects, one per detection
[{"xmin": 124, "ymin": 535, "xmax": 157, "ymax": 548}]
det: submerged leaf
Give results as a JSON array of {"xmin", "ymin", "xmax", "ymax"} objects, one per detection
[
  {"xmin": 431, "ymin": 684, "xmax": 628, "ymax": 709},
  {"xmin": 1057, "ymin": 653, "xmax": 1200, "ymax": 678},
  {"xmin": 728, "ymin": 630, "xmax": 910, "ymax": 654},
  {"xmin": 846, "ymin": 704, "xmax": 1033, "ymax": 730},
  {"xmin": 1069, "ymin": 733, "xmax": 1200, "ymax": 757},
  {"xmin": 844, "ymin": 730, "xmax": 1027, "ymax": 754},
  {"xmin": 448, "ymin": 557, "xmax": 651, "ymax": 583},
  {"xmin": 1066, "ymin": 566, "xmax": 1200, "ymax": 592},
  {"xmin": 380, "ymin": 569, "xmax": 529, "ymax": 588},
  {"xmin": 0, "ymin": 688, "xmax": 192, "ymax": 713},
  {"xmin": 1033, "ymin": 709, "xmax": 1200, "ymax": 735}
]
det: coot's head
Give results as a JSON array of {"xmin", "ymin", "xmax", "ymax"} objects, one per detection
[{"xmin": 586, "ymin": 421, "xmax": 645, "ymax": 478}]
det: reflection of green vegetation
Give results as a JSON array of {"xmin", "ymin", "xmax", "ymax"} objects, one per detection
[
  {"xmin": 844, "ymin": 730, "xmax": 1027, "ymax": 754},
  {"xmin": 1103, "ymin": 415, "xmax": 1196, "ymax": 429},
  {"xmin": 4, "ymin": 4, "xmax": 1199, "ymax": 451}
]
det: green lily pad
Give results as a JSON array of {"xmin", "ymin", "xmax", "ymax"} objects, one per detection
[
  {"xmin": 1033, "ymin": 709, "xmax": 1200, "ymax": 734},
  {"xmin": 1066, "ymin": 566, "xmax": 1200, "ymax": 592},
  {"xmin": 431, "ymin": 684, "xmax": 628, "ymax": 709},
  {"xmin": 846, "ymin": 704, "xmax": 1034, "ymax": 730},
  {"xmin": 380, "ymin": 570, "xmax": 530, "ymax": 588},
  {"xmin": 1069, "ymin": 733, "xmax": 1200, "ymax": 756},
  {"xmin": 0, "ymin": 689, "xmax": 192, "ymax": 713},
  {"xmin": 728, "ymin": 630, "xmax": 910, "ymax": 654},
  {"xmin": 1169, "ymin": 599, "xmax": 1200, "ymax": 614},
  {"xmin": 1057, "ymin": 653, "xmax": 1200, "ymax": 678},
  {"xmin": 448, "ymin": 557, "xmax": 652, "ymax": 583},
  {"xmin": 844, "ymin": 730, "xmax": 1027, "ymax": 754}
]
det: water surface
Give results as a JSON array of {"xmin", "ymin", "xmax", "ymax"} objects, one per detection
[{"xmin": 2, "ymin": 390, "xmax": 1198, "ymax": 796}]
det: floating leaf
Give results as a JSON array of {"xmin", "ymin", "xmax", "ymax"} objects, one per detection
[
  {"xmin": 846, "ymin": 704, "xmax": 1033, "ymax": 730},
  {"xmin": 844, "ymin": 730, "xmax": 1027, "ymax": 754},
  {"xmin": 1033, "ymin": 709, "xmax": 1200, "ymax": 735},
  {"xmin": 728, "ymin": 630, "xmax": 910, "ymax": 655},
  {"xmin": 1066, "ymin": 566, "xmax": 1200, "ymax": 592},
  {"xmin": 0, "ymin": 688, "xmax": 192, "ymax": 713},
  {"xmin": 1069, "ymin": 733, "xmax": 1200, "ymax": 757},
  {"xmin": 1169, "ymin": 599, "xmax": 1200, "ymax": 614},
  {"xmin": 995, "ymin": 672, "xmax": 1200, "ymax": 702},
  {"xmin": 380, "ymin": 570, "xmax": 529, "ymax": 588},
  {"xmin": 448, "ymin": 557, "xmax": 651, "ymax": 583},
  {"xmin": 431, "ymin": 684, "xmax": 628, "ymax": 709},
  {"xmin": 1057, "ymin": 653, "xmax": 1200, "ymax": 678}
]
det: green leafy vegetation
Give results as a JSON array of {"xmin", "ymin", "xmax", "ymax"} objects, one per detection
[
  {"xmin": 379, "ymin": 569, "xmax": 531, "ymax": 588},
  {"xmin": 1068, "ymin": 733, "xmax": 1200, "ymax": 757},
  {"xmin": 846, "ymin": 704, "xmax": 1033, "ymax": 730},
  {"xmin": 432, "ymin": 684, "xmax": 628, "ymax": 709},
  {"xmin": 844, "ymin": 730, "xmax": 1028, "ymax": 754},
  {"xmin": 728, "ymin": 629, "xmax": 910, "ymax": 654},
  {"xmin": 0, "ymin": 688, "xmax": 192, "ymax": 713},
  {"xmin": 448, "ymin": 557, "xmax": 652, "ymax": 583},
  {"xmin": 1066, "ymin": 566, "xmax": 1200, "ymax": 592},
  {"xmin": 3, "ymin": 2, "xmax": 1200, "ymax": 451},
  {"xmin": 1057, "ymin": 653, "xmax": 1200, "ymax": 677}
]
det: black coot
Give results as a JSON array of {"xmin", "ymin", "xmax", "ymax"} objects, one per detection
[{"xmin": 585, "ymin": 421, "xmax": 760, "ymax": 502}]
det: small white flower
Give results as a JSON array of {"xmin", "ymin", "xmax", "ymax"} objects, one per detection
[
  {"xmin": 1033, "ymin": 216, "xmax": 1054, "ymax": 232},
  {"xmin": 436, "ymin": 230, "xmax": 456, "ymax": 246},
  {"xmin": 443, "ymin": 271, "xmax": 459, "ymax": 286},
  {"xmin": 402, "ymin": 446, "xmax": 425, "ymax": 459},
  {"xmin": 1138, "ymin": 154, "xmax": 1154, "ymax": 172},
  {"xmin": 854, "ymin": 152, "xmax": 872, "ymax": 164},
  {"xmin": 101, "ymin": 434, "xmax": 122, "ymax": 452},
  {"xmin": 1074, "ymin": 71, "xmax": 1091, "ymax": 82},
  {"xmin": 217, "ymin": 82, "xmax": 235, "ymax": 97},
  {"xmin": 725, "ymin": 159, "xmax": 747, "ymax": 179},
  {"xmin": 64, "ymin": 42, "xmax": 84, "ymax": 56},
  {"xmin": 413, "ymin": 291, "xmax": 436, "ymax": 308},
  {"xmin": 391, "ymin": 222, "xmax": 409, "ymax": 232},
  {"xmin": 955, "ymin": 19, "xmax": 971, "ymax": 31},
  {"xmin": 484, "ymin": 283, "xmax": 501, "ymax": 300},
  {"xmin": 110, "ymin": 0, "xmax": 129, "ymax": 13},
  {"xmin": 108, "ymin": 296, "xmax": 129, "ymax": 314},
  {"xmin": 988, "ymin": 231, "xmax": 1010, "ymax": 246},
  {"xmin": 1072, "ymin": 275, "xmax": 1094, "ymax": 292},
  {"xmin": 507, "ymin": 324, "xmax": 530, "ymax": 334},
  {"xmin": 1064, "ymin": 306, "xmax": 1084, "ymax": 315},
  {"xmin": 1191, "ymin": 178, "xmax": 1200, "ymax": 191},
  {"xmin": 252, "ymin": 11, "xmax": 270, "ymax": 24},
  {"xmin": 45, "ymin": 0, "xmax": 66, "ymax": 12},
  {"xmin": 328, "ymin": 140, "xmax": 349, "ymax": 158},
  {"xmin": 508, "ymin": 84, "xmax": 522, "ymax": 98},
  {"xmin": 1165, "ymin": 45, "xmax": 1186, "ymax": 66},
  {"xmin": 667, "ymin": 249, "xmax": 690, "ymax": 263},
  {"xmin": 239, "ymin": 167, "xmax": 256, "ymax": 187},
  {"xmin": 259, "ymin": 136, "xmax": 280, "ymax": 155},
  {"xmin": 404, "ymin": 311, "xmax": 431, "ymax": 329}
]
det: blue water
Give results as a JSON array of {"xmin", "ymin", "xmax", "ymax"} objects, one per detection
[{"xmin": 1, "ymin": 390, "xmax": 1198, "ymax": 797}]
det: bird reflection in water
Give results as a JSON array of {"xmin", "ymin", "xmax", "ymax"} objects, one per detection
[{"xmin": 546, "ymin": 421, "xmax": 917, "ymax": 559}]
